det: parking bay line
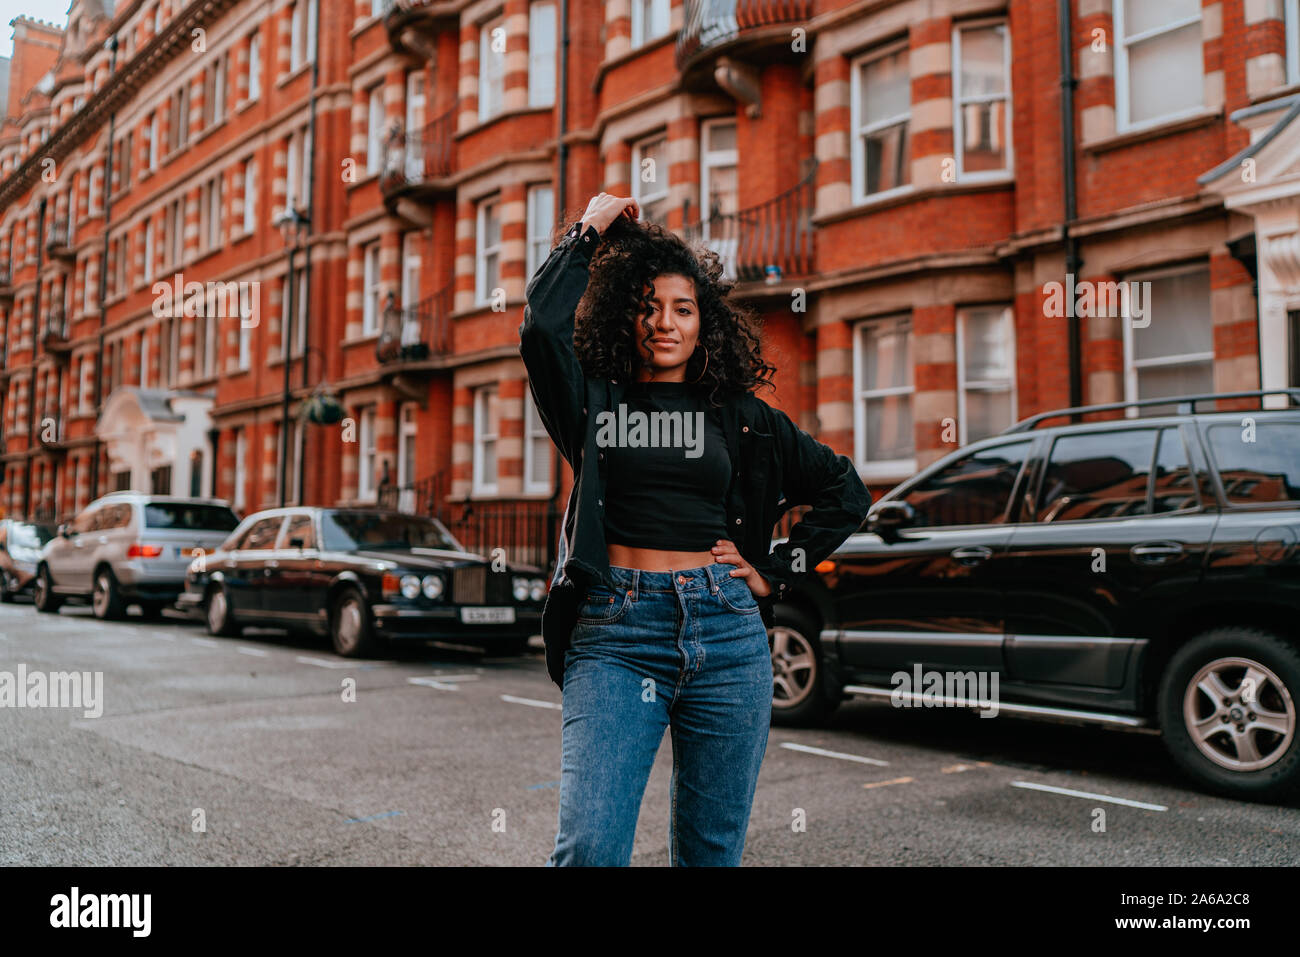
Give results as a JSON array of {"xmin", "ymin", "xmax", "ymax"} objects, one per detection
[
  {"xmin": 500, "ymin": 694, "xmax": 562, "ymax": 711},
  {"xmin": 779, "ymin": 742, "xmax": 890, "ymax": 767},
  {"xmin": 1011, "ymin": 780, "xmax": 1168, "ymax": 811},
  {"xmin": 191, "ymin": 637, "xmax": 221, "ymax": 648},
  {"xmin": 409, "ymin": 675, "xmax": 480, "ymax": 691},
  {"xmin": 237, "ymin": 646, "xmax": 270, "ymax": 657},
  {"xmin": 295, "ymin": 656, "xmax": 358, "ymax": 669}
]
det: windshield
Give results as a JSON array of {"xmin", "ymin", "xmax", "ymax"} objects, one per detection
[
  {"xmin": 144, "ymin": 503, "xmax": 241, "ymax": 531},
  {"xmin": 10, "ymin": 523, "xmax": 56, "ymax": 548},
  {"xmin": 320, "ymin": 512, "xmax": 463, "ymax": 552}
]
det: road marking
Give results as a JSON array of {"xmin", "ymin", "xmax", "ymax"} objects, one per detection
[
  {"xmin": 237, "ymin": 646, "xmax": 270, "ymax": 657},
  {"xmin": 344, "ymin": 810, "xmax": 404, "ymax": 824},
  {"xmin": 779, "ymin": 742, "xmax": 890, "ymax": 766},
  {"xmin": 863, "ymin": 776, "xmax": 915, "ymax": 790},
  {"xmin": 408, "ymin": 676, "xmax": 471, "ymax": 691},
  {"xmin": 295, "ymin": 656, "xmax": 354, "ymax": 669},
  {"xmin": 500, "ymin": 694, "xmax": 562, "ymax": 711},
  {"xmin": 941, "ymin": 761, "xmax": 993, "ymax": 774},
  {"xmin": 1011, "ymin": 780, "xmax": 1168, "ymax": 811},
  {"xmin": 191, "ymin": 637, "xmax": 220, "ymax": 648}
]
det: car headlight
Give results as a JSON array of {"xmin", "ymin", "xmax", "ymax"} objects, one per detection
[
  {"xmin": 400, "ymin": 574, "xmax": 421, "ymax": 599},
  {"xmin": 512, "ymin": 576, "xmax": 529, "ymax": 601},
  {"xmin": 530, "ymin": 578, "xmax": 546, "ymax": 601},
  {"xmin": 421, "ymin": 574, "xmax": 443, "ymax": 599}
]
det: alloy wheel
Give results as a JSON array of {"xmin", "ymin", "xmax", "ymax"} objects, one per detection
[
  {"xmin": 1183, "ymin": 656, "xmax": 1296, "ymax": 772},
  {"xmin": 770, "ymin": 625, "xmax": 815, "ymax": 708},
  {"xmin": 93, "ymin": 573, "xmax": 110, "ymax": 618},
  {"xmin": 336, "ymin": 597, "xmax": 363, "ymax": 654},
  {"xmin": 207, "ymin": 589, "xmax": 227, "ymax": 633}
]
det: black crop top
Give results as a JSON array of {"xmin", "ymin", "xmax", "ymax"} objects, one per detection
[{"xmin": 602, "ymin": 379, "xmax": 732, "ymax": 551}]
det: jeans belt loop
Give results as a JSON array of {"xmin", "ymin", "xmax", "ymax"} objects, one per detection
[{"xmin": 630, "ymin": 567, "xmax": 638, "ymax": 602}]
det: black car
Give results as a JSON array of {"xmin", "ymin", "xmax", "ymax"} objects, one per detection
[
  {"xmin": 772, "ymin": 390, "xmax": 1300, "ymax": 802},
  {"xmin": 0, "ymin": 518, "xmax": 58, "ymax": 601},
  {"xmin": 177, "ymin": 507, "xmax": 548, "ymax": 657}
]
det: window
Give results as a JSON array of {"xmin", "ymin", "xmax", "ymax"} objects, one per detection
[
  {"xmin": 525, "ymin": 184, "xmax": 553, "ymax": 278},
  {"xmin": 631, "ymin": 133, "xmax": 669, "ymax": 224},
  {"xmin": 1152, "ymin": 427, "xmax": 1199, "ymax": 512},
  {"xmin": 202, "ymin": 57, "xmax": 226, "ymax": 128},
  {"xmin": 523, "ymin": 389, "xmax": 552, "ymax": 494},
  {"xmin": 140, "ymin": 329, "xmax": 150, "ymax": 388},
  {"xmin": 397, "ymin": 402, "xmax": 417, "ymax": 492},
  {"xmin": 479, "ymin": 18, "xmax": 506, "ymax": 122},
  {"xmin": 294, "ymin": 269, "xmax": 307, "ymax": 356},
  {"xmin": 1123, "ymin": 265, "xmax": 1213, "ymax": 410},
  {"xmin": 953, "ymin": 22, "xmax": 1011, "ymax": 178},
  {"xmin": 371, "ymin": 0, "xmax": 386, "ymax": 15},
  {"xmin": 242, "ymin": 157, "xmax": 257, "ymax": 234},
  {"xmin": 144, "ymin": 219, "xmax": 155, "ymax": 281},
  {"xmin": 852, "ymin": 43, "xmax": 910, "ymax": 200},
  {"xmin": 476, "ymin": 197, "xmax": 501, "ymax": 303},
  {"xmin": 233, "ymin": 428, "xmax": 247, "ymax": 510},
  {"xmin": 1036, "ymin": 429, "xmax": 1157, "ymax": 522},
  {"xmin": 239, "ymin": 515, "xmax": 285, "ymax": 550},
  {"xmin": 284, "ymin": 418, "xmax": 302, "ymax": 505},
  {"xmin": 1114, "ymin": 0, "xmax": 1203, "ymax": 130},
  {"xmin": 367, "ymin": 84, "xmax": 385, "ymax": 175},
  {"xmin": 247, "ymin": 31, "xmax": 261, "ymax": 102},
  {"xmin": 1206, "ymin": 422, "xmax": 1300, "ymax": 505},
  {"xmin": 401, "ymin": 231, "xmax": 420, "ymax": 308},
  {"xmin": 473, "ymin": 385, "xmax": 500, "ymax": 495},
  {"xmin": 290, "ymin": 0, "xmax": 316, "ymax": 71},
  {"xmin": 956, "ymin": 305, "xmax": 1016, "ymax": 443},
  {"xmin": 358, "ymin": 407, "xmax": 376, "ymax": 501},
  {"xmin": 632, "ymin": 0, "xmax": 670, "ymax": 47},
  {"xmin": 854, "ymin": 315, "xmax": 914, "ymax": 475},
  {"xmin": 700, "ymin": 118, "xmax": 738, "ymax": 278},
  {"xmin": 902, "ymin": 439, "xmax": 1031, "ymax": 528},
  {"xmin": 150, "ymin": 465, "xmax": 174, "ymax": 495},
  {"xmin": 201, "ymin": 174, "xmax": 223, "ymax": 251},
  {"xmin": 528, "ymin": 2, "xmax": 557, "ymax": 108},
  {"xmin": 167, "ymin": 84, "xmax": 190, "ymax": 153},
  {"xmin": 280, "ymin": 512, "xmax": 316, "ymax": 549},
  {"xmin": 112, "ymin": 131, "xmax": 132, "ymax": 193},
  {"xmin": 363, "ymin": 241, "xmax": 381, "ymax": 334},
  {"xmin": 146, "ymin": 113, "xmax": 158, "ymax": 170}
]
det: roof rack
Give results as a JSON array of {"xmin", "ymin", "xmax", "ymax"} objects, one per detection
[{"xmin": 1001, "ymin": 389, "xmax": 1300, "ymax": 434}]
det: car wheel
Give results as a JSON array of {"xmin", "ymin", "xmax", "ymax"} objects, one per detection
[
  {"xmin": 205, "ymin": 585, "xmax": 241, "ymax": 637},
  {"xmin": 91, "ymin": 568, "xmax": 127, "ymax": 621},
  {"xmin": 331, "ymin": 587, "xmax": 378, "ymax": 658},
  {"xmin": 1157, "ymin": 627, "xmax": 1300, "ymax": 802},
  {"xmin": 33, "ymin": 565, "xmax": 62, "ymax": 613},
  {"xmin": 769, "ymin": 604, "xmax": 838, "ymax": 727}
]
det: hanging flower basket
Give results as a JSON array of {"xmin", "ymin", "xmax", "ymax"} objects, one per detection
[{"xmin": 303, "ymin": 392, "xmax": 344, "ymax": 425}]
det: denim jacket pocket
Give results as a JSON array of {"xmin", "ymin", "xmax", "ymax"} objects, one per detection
[{"xmin": 575, "ymin": 583, "xmax": 633, "ymax": 624}]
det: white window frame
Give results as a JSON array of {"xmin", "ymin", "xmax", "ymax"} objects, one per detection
[
  {"xmin": 233, "ymin": 428, "xmax": 247, "ymax": 510},
  {"xmin": 1121, "ymin": 262, "xmax": 1215, "ymax": 410},
  {"xmin": 247, "ymin": 31, "xmax": 261, "ymax": 102},
  {"xmin": 358, "ymin": 406, "xmax": 376, "ymax": 501},
  {"xmin": 476, "ymin": 197, "xmax": 501, "ymax": 304},
  {"xmin": 144, "ymin": 219, "xmax": 155, "ymax": 281},
  {"xmin": 526, "ymin": 183, "xmax": 553, "ymax": 278},
  {"xmin": 147, "ymin": 112, "xmax": 158, "ymax": 170},
  {"xmin": 479, "ymin": 18, "xmax": 506, "ymax": 122},
  {"xmin": 631, "ymin": 133, "xmax": 669, "ymax": 223},
  {"xmin": 952, "ymin": 21, "xmax": 1013, "ymax": 182},
  {"xmin": 1113, "ymin": 0, "xmax": 1204, "ymax": 133},
  {"xmin": 367, "ymin": 84, "xmax": 385, "ymax": 175},
  {"xmin": 472, "ymin": 384, "xmax": 500, "ymax": 496},
  {"xmin": 850, "ymin": 40, "xmax": 913, "ymax": 205},
  {"xmin": 401, "ymin": 231, "xmax": 420, "ymax": 308},
  {"xmin": 528, "ymin": 1, "xmax": 557, "ymax": 108},
  {"xmin": 1289, "ymin": 0, "xmax": 1300, "ymax": 87},
  {"xmin": 631, "ymin": 0, "xmax": 670, "ymax": 48},
  {"xmin": 853, "ymin": 314, "xmax": 916, "ymax": 480},
  {"xmin": 363, "ymin": 241, "xmax": 382, "ymax": 335},
  {"xmin": 243, "ymin": 157, "xmax": 257, "ymax": 234},
  {"xmin": 523, "ymin": 388, "xmax": 552, "ymax": 494},
  {"xmin": 955, "ymin": 304, "xmax": 1017, "ymax": 445},
  {"xmin": 140, "ymin": 329, "xmax": 150, "ymax": 389}
]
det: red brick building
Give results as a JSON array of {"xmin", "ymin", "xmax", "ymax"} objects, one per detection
[{"xmin": 0, "ymin": 0, "xmax": 1289, "ymax": 559}]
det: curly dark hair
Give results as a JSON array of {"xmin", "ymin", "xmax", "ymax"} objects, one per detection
[{"xmin": 568, "ymin": 214, "xmax": 777, "ymax": 407}]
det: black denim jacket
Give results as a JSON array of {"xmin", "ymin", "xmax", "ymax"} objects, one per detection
[{"xmin": 518, "ymin": 220, "xmax": 873, "ymax": 688}]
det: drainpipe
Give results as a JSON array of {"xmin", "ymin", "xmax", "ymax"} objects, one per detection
[
  {"xmin": 298, "ymin": 0, "xmax": 322, "ymax": 505},
  {"xmin": 24, "ymin": 197, "xmax": 46, "ymax": 520},
  {"xmin": 1059, "ymin": 0, "xmax": 1082, "ymax": 408},
  {"xmin": 89, "ymin": 33, "xmax": 120, "ymax": 504}
]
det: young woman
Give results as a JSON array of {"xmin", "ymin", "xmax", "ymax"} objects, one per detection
[{"xmin": 520, "ymin": 192, "xmax": 872, "ymax": 866}]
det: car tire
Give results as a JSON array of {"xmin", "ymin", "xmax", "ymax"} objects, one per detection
[
  {"xmin": 33, "ymin": 565, "xmax": 62, "ymax": 613},
  {"xmin": 91, "ymin": 567, "xmax": 127, "ymax": 621},
  {"xmin": 769, "ymin": 603, "xmax": 839, "ymax": 727},
  {"xmin": 205, "ymin": 585, "xmax": 241, "ymax": 637},
  {"xmin": 330, "ymin": 587, "xmax": 378, "ymax": 658},
  {"xmin": 1157, "ymin": 627, "xmax": 1300, "ymax": 802}
]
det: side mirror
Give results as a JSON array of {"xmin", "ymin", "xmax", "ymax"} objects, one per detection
[
  {"xmin": 289, "ymin": 537, "xmax": 306, "ymax": 550},
  {"xmin": 867, "ymin": 501, "xmax": 915, "ymax": 541}
]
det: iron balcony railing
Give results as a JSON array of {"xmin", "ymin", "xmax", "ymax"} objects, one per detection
[
  {"xmin": 45, "ymin": 217, "xmax": 70, "ymax": 249},
  {"xmin": 677, "ymin": 0, "xmax": 815, "ymax": 70},
  {"xmin": 376, "ymin": 283, "xmax": 454, "ymax": 363},
  {"xmin": 41, "ymin": 305, "xmax": 68, "ymax": 344},
  {"xmin": 680, "ymin": 158, "xmax": 817, "ymax": 284},
  {"xmin": 380, "ymin": 101, "xmax": 458, "ymax": 192}
]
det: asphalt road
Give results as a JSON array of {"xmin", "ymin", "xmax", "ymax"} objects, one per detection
[{"xmin": 2, "ymin": 600, "xmax": 1298, "ymax": 865}]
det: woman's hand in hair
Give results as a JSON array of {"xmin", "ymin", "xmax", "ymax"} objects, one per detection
[
  {"xmin": 580, "ymin": 193, "xmax": 640, "ymax": 235},
  {"xmin": 710, "ymin": 539, "xmax": 773, "ymax": 598}
]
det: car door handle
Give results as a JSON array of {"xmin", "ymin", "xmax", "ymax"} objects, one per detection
[
  {"xmin": 1131, "ymin": 542, "xmax": 1184, "ymax": 564},
  {"xmin": 951, "ymin": 545, "xmax": 993, "ymax": 565}
]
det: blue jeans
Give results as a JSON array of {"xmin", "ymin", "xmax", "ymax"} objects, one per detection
[{"xmin": 547, "ymin": 561, "xmax": 773, "ymax": 866}]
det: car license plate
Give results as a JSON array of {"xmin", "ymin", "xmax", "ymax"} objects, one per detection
[{"xmin": 460, "ymin": 606, "xmax": 515, "ymax": 624}]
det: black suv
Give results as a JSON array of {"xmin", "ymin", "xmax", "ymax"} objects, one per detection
[{"xmin": 772, "ymin": 390, "xmax": 1300, "ymax": 802}]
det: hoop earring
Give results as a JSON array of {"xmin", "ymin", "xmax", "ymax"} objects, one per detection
[{"xmin": 689, "ymin": 344, "xmax": 710, "ymax": 383}]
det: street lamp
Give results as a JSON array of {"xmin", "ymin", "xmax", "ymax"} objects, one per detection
[{"xmin": 276, "ymin": 206, "xmax": 311, "ymax": 507}]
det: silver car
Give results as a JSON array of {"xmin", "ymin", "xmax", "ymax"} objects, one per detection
[{"xmin": 33, "ymin": 493, "xmax": 241, "ymax": 620}]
